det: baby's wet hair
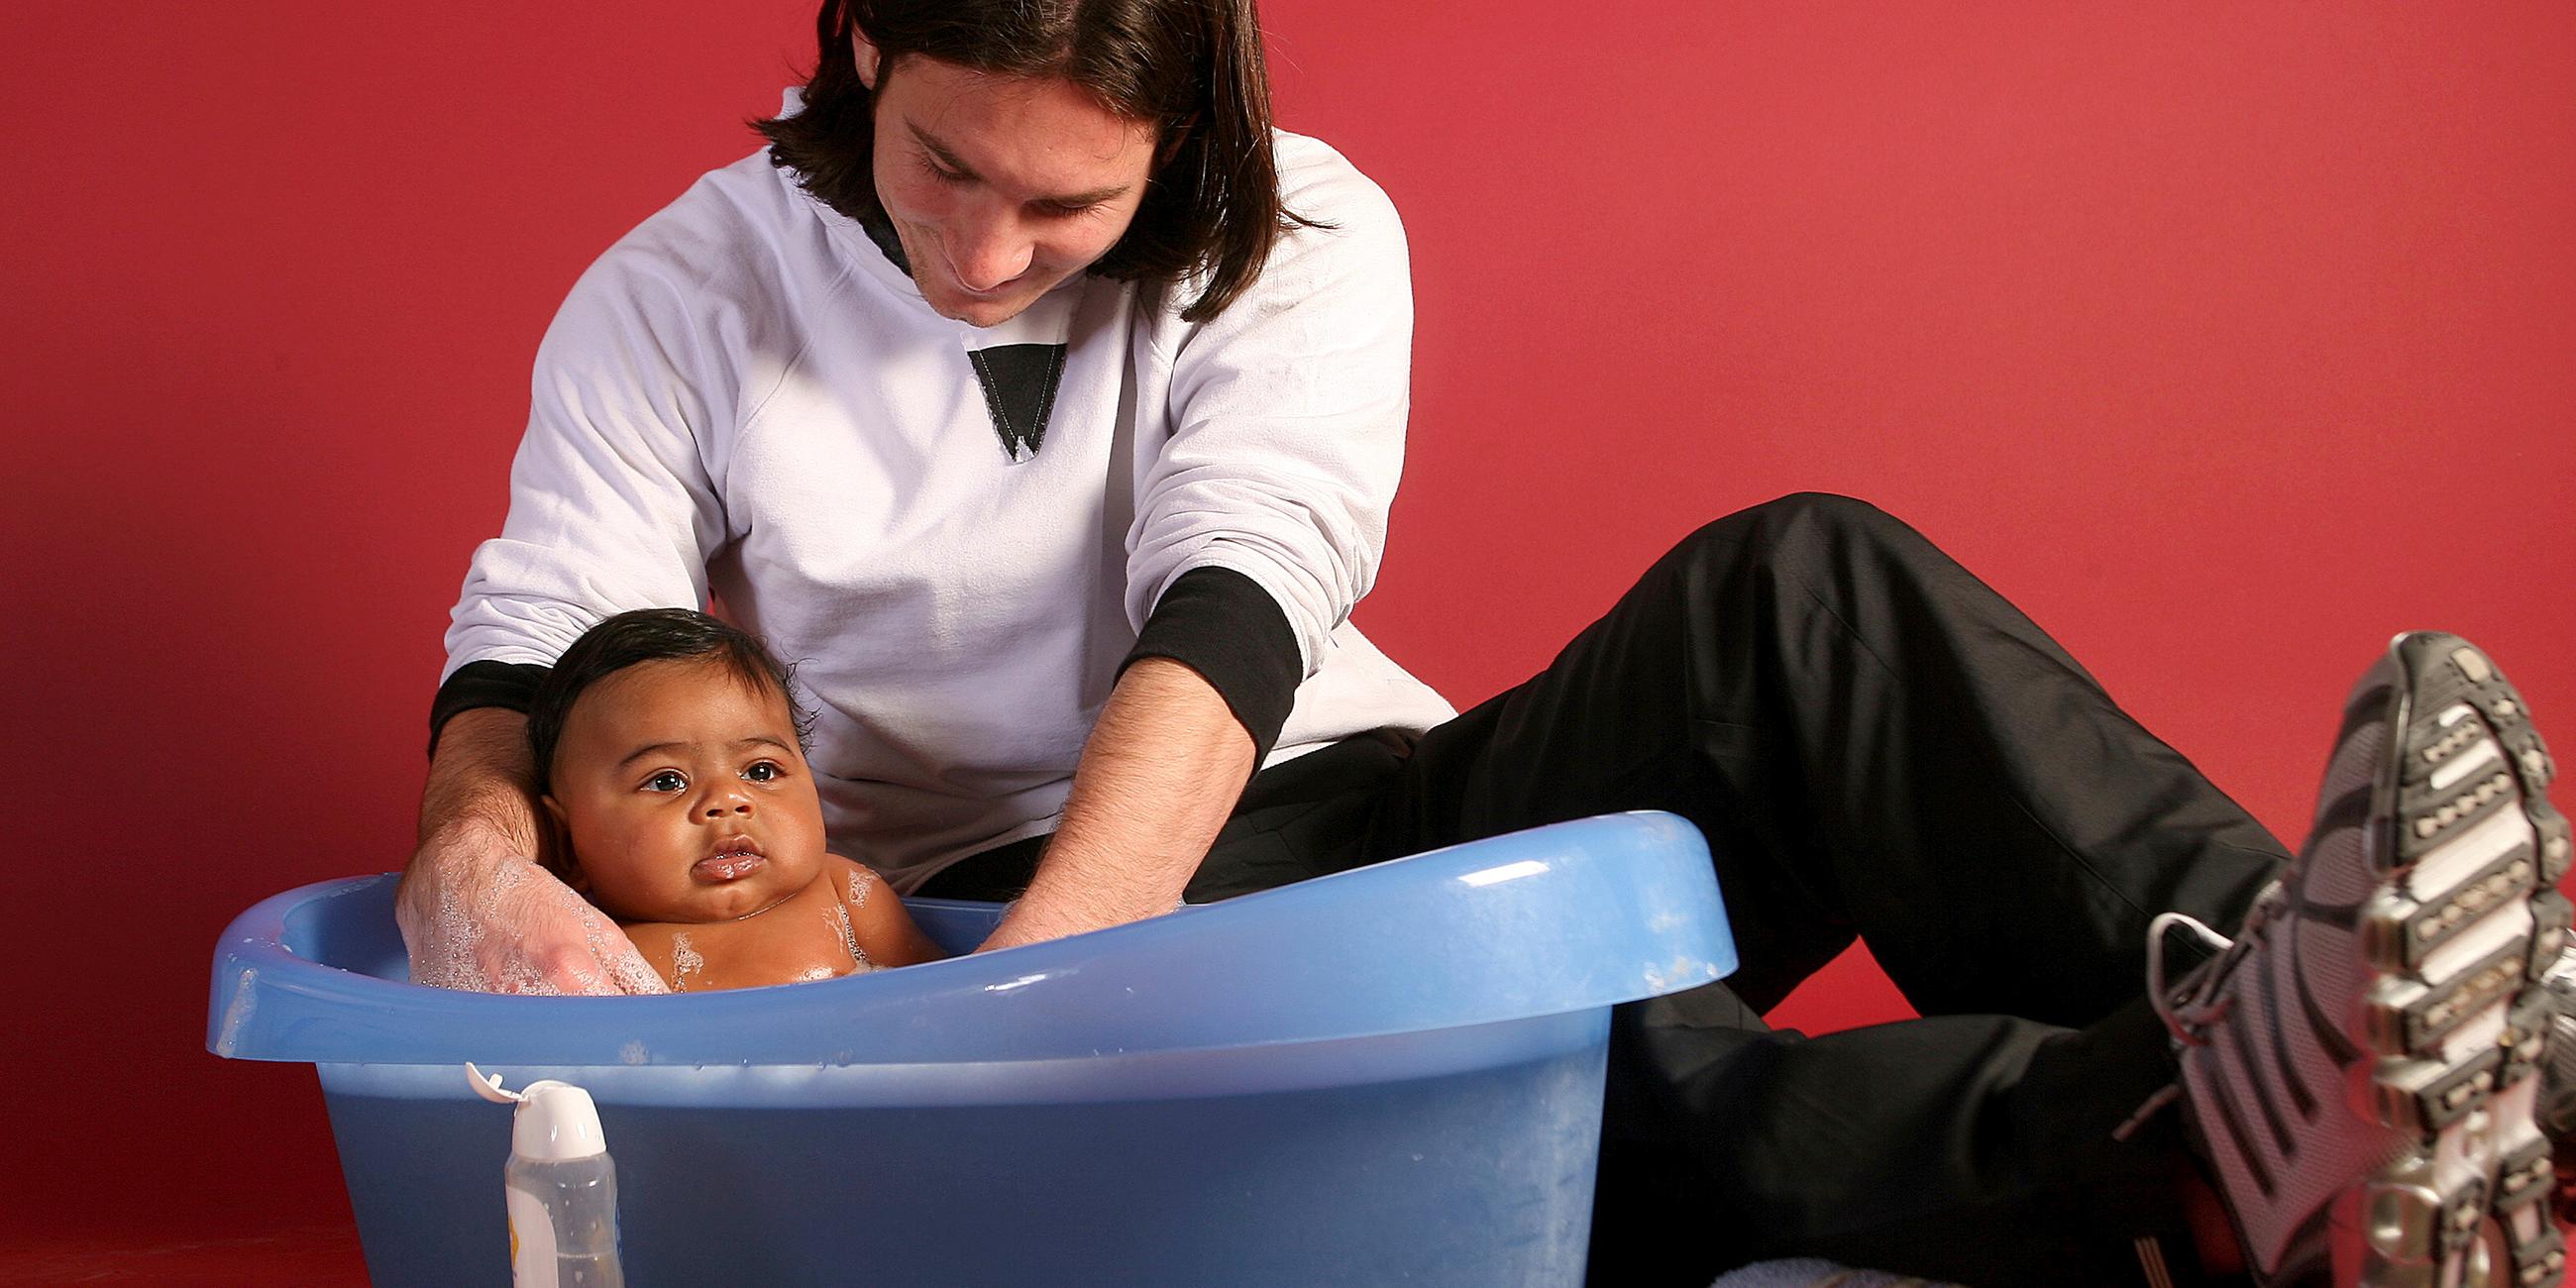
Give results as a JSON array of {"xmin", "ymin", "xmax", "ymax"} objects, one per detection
[{"xmin": 527, "ymin": 607, "xmax": 814, "ymax": 798}]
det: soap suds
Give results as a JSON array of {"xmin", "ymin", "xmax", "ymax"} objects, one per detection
[
  {"xmin": 826, "ymin": 902, "xmax": 873, "ymax": 972},
  {"xmin": 408, "ymin": 859, "xmax": 668, "ymax": 995},
  {"xmin": 670, "ymin": 932, "xmax": 704, "ymax": 993}
]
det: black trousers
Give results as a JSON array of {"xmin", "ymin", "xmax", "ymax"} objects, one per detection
[{"xmin": 921, "ymin": 492, "xmax": 2287, "ymax": 1286}]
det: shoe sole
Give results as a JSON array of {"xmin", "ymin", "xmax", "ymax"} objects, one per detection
[{"xmin": 2350, "ymin": 634, "xmax": 2570, "ymax": 1288}]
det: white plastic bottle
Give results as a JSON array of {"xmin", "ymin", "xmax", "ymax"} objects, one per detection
[{"xmin": 469, "ymin": 1064, "xmax": 627, "ymax": 1287}]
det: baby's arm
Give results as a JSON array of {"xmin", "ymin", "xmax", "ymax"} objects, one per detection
[{"xmin": 828, "ymin": 856, "xmax": 949, "ymax": 968}]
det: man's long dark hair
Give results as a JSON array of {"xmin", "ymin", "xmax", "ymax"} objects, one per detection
[{"xmin": 752, "ymin": 0, "xmax": 1309, "ymax": 324}]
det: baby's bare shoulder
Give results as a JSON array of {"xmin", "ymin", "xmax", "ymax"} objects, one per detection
[
  {"xmin": 823, "ymin": 853, "xmax": 948, "ymax": 967},
  {"xmin": 822, "ymin": 854, "xmax": 887, "ymax": 897}
]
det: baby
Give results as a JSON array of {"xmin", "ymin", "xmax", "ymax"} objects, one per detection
[{"xmin": 527, "ymin": 607, "xmax": 946, "ymax": 991}]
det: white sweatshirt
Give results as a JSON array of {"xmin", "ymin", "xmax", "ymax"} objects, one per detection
[{"xmin": 444, "ymin": 131, "xmax": 1456, "ymax": 890}]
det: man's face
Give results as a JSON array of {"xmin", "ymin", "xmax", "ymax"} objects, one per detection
[
  {"xmin": 861, "ymin": 45, "xmax": 1160, "ymax": 328},
  {"xmin": 542, "ymin": 659, "xmax": 827, "ymax": 924}
]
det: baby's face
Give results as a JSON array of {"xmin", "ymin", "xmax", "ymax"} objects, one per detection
[{"xmin": 543, "ymin": 658, "xmax": 827, "ymax": 923}]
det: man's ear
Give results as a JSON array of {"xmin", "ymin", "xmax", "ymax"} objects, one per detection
[
  {"xmin": 1156, "ymin": 117, "xmax": 1196, "ymax": 169},
  {"xmin": 854, "ymin": 33, "xmax": 883, "ymax": 91}
]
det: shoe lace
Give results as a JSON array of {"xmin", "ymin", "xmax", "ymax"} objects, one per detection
[
  {"xmin": 2147, "ymin": 912, "xmax": 2236, "ymax": 1046},
  {"xmin": 2112, "ymin": 884, "xmax": 2282, "ymax": 1143},
  {"xmin": 2146, "ymin": 880, "xmax": 2282, "ymax": 1048}
]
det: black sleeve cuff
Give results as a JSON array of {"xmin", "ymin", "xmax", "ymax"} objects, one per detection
[
  {"xmin": 1120, "ymin": 566, "xmax": 1302, "ymax": 768},
  {"xmin": 428, "ymin": 660, "xmax": 553, "ymax": 757}
]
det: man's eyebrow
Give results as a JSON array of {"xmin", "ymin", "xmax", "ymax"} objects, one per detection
[
  {"xmin": 909, "ymin": 124, "xmax": 983, "ymax": 180},
  {"xmin": 613, "ymin": 735, "xmax": 795, "ymax": 768},
  {"xmin": 906, "ymin": 122, "xmax": 1133, "ymax": 206}
]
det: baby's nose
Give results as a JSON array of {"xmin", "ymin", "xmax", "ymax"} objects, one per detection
[{"xmin": 700, "ymin": 787, "xmax": 752, "ymax": 817}]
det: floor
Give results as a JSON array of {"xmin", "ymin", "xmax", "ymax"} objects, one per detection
[{"xmin": 0, "ymin": 1226, "xmax": 368, "ymax": 1286}]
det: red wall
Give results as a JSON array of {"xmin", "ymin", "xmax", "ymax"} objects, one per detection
[{"xmin": 6, "ymin": 0, "xmax": 2572, "ymax": 1260}]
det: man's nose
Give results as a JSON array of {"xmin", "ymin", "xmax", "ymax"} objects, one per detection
[{"xmin": 947, "ymin": 211, "xmax": 1033, "ymax": 293}]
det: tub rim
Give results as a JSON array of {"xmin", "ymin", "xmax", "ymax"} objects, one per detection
[{"xmin": 210, "ymin": 810, "xmax": 1734, "ymax": 1068}]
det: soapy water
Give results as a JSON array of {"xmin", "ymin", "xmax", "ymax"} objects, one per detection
[
  {"xmin": 840, "ymin": 868, "xmax": 878, "ymax": 969},
  {"xmin": 400, "ymin": 855, "xmax": 669, "ymax": 996},
  {"xmin": 825, "ymin": 901, "xmax": 873, "ymax": 970},
  {"xmin": 669, "ymin": 933, "xmax": 703, "ymax": 993}
]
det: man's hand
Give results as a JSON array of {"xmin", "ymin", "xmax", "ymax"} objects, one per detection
[
  {"xmin": 398, "ymin": 705, "xmax": 667, "ymax": 995},
  {"xmin": 397, "ymin": 822, "xmax": 667, "ymax": 995}
]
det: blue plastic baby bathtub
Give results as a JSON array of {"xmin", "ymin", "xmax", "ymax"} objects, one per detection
[{"xmin": 209, "ymin": 811, "xmax": 1734, "ymax": 1287}]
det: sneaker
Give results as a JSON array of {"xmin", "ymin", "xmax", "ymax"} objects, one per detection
[
  {"xmin": 2156, "ymin": 631, "xmax": 2571, "ymax": 1286},
  {"xmin": 2535, "ymin": 937, "xmax": 2576, "ymax": 1227},
  {"xmin": 2541, "ymin": 943, "xmax": 2576, "ymax": 1147}
]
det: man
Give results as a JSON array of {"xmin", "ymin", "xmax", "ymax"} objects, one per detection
[{"xmin": 400, "ymin": 1, "xmax": 2573, "ymax": 1282}]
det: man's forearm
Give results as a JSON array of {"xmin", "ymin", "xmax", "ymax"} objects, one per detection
[
  {"xmin": 983, "ymin": 657, "xmax": 1255, "ymax": 949},
  {"xmin": 411, "ymin": 706, "xmax": 541, "ymax": 862}
]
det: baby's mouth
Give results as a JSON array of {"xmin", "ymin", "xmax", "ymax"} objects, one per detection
[{"xmin": 694, "ymin": 837, "xmax": 767, "ymax": 883}]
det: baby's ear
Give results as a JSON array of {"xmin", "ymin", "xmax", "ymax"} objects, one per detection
[{"xmin": 535, "ymin": 796, "xmax": 589, "ymax": 894}]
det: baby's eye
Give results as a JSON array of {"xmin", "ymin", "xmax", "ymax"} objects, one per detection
[
  {"xmin": 743, "ymin": 760, "xmax": 784, "ymax": 783},
  {"xmin": 642, "ymin": 770, "xmax": 687, "ymax": 794}
]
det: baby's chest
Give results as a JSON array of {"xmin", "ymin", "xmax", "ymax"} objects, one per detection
[{"xmin": 645, "ymin": 907, "xmax": 869, "ymax": 994}]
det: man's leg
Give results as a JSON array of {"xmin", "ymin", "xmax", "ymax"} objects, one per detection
[
  {"xmin": 1362, "ymin": 491, "xmax": 2284, "ymax": 1021},
  {"xmin": 1346, "ymin": 492, "xmax": 2286, "ymax": 1283}
]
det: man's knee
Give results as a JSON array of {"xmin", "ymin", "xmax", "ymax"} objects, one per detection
[
  {"xmin": 1677, "ymin": 491, "xmax": 1917, "ymax": 565},
  {"xmin": 1751, "ymin": 491, "xmax": 1913, "ymax": 541}
]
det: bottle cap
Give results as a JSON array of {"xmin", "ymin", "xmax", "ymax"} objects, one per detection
[
  {"xmin": 465, "ymin": 1063, "xmax": 608, "ymax": 1161},
  {"xmin": 511, "ymin": 1082, "xmax": 607, "ymax": 1161}
]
